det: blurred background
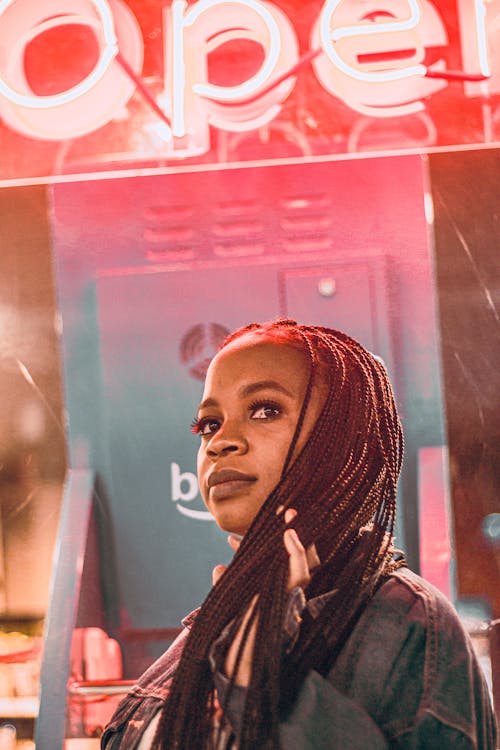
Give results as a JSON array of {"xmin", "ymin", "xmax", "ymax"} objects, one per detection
[{"xmin": 0, "ymin": 0, "xmax": 498, "ymax": 747}]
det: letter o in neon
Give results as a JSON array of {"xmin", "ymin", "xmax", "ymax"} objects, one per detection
[{"xmin": 0, "ymin": 0, "xmax": 143, "ymax": 140}]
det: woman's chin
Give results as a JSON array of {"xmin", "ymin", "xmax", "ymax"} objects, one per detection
[{"xmin": 212, "ymin": 511, "xmax": 250, "ymax": 537}]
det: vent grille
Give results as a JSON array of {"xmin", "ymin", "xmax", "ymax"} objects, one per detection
[
  {"xmin": 213, "ymin": 200, "xmax": 263, "ymax": 217},
  {"xmin": 280, "ymin": 192, "xmax": 333, "ymax": 254},
  {"xmin": 210, "ymin": 200, "xmax": 265, "ymax": 258},
  {"xmin": 143, "ymin": 204, "xmax": 198, "ymax": 262},
  {"xmin": 141, "ymin": 190, "xmax": 334, "ymax": 262}
]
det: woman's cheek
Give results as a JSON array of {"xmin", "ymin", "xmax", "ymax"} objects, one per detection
[{"xmin": 197, "ymin": 447, "xmax": 209, "ymax": 502}]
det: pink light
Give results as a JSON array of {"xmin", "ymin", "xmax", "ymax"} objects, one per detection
[
  {"xmin": 0, "ymin": 0, "xmax": 143, "ymax": 140},
  {"xmin": 0, "ymin": 0, "xmax": 118, "ymax": 108},
  {"xmin": 319, "ymin": 0, "xmax": 426, "ymax": 83},
  {"xmin": 418, "ymin": 446, "xmax": 453, "ymax": 599},
  {"xmin": 457, "ymin": 0, "xmax": 497, "ymax": 98},
  {"xmin": 0, "ymin": 0, "xmax": 497, "ymax": 147},
  {"xmin": 163, "ymin": 0, "xmax": 299, "ymax": 150},
  {"xmin": 186, "ymin": 0, "xmax": 282, "ymax": 102},
  {"xmin": 474, "ymin": 0, "xmax": 491, "ymax": 77},
  {"xmin": 172, "ymin": 0, "xmax": 187, "ymax": 137},
  {"xmin": 311, "ymin": 0, "xmax": 448, "ymax": 118}
]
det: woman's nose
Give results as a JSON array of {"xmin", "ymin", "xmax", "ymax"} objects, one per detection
[{"xmin": 206, "ymin": 426, "xmax": 248, "ymax": 458}]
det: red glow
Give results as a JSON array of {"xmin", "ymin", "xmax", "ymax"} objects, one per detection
[
  {"xmin": 207, "ymin": 38, "xmax": 266, "ymax": 87},
  {"xmin": 0, "ymin": 0, "xmax": 498, "ymax": 181},
  {"xmin": 24, "ymin": 23, "xmax": 100, "ymax": 96},
  {"xmin": 419, "ymin": 446, "xmax": 452, "ymax": 597}
]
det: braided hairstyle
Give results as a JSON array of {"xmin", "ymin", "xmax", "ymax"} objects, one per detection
[{"xmin": 154, "ymin": 319, "xmax": 404, "ymax": 749}]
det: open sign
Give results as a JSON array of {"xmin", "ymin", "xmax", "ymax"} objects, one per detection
[{"xmin": 0, "ymin": 0, "xmax": 496, "ymax": 149}]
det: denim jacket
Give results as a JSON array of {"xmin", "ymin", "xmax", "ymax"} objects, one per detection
[{"xmin": 101, "ymin": 568, "xmax": 497, "ymax": 749}]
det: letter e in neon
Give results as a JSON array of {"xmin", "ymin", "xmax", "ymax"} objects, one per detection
[{"xmin": 311, "ymin": 0, "xmax": 447, "ymax": 117}]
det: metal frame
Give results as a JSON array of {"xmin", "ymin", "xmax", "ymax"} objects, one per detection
[{"xmin": 35, "ymin": 469, "xmax": 95, "ymax": 750}]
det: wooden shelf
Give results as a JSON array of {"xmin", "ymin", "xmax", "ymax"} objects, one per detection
[{"xmin": 0, "ymin": 696, "xmax": 38, "ymax": 718}]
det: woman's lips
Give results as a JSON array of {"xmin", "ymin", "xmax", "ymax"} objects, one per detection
[{"xmin": 207, "ymin": 469, "xmax": 257, "ymax": 500}]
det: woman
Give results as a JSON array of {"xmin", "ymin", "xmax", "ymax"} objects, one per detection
[{"xmin": 102, "ymin": 319, "xmax": 496, "ymax": 749}]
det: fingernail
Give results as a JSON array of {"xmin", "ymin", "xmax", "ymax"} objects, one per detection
[
  {"xmin": 285, "ymin": 528, "xmax": 300, "ymax": 545},
  {"xmin": 212, "ymin": 564, "xmax": 226, "ymax": 584}
]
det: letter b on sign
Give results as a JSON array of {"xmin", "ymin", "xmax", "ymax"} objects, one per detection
[{"xmin": 171, "ymin": 462, "xmax": 198, "ymax": 502}]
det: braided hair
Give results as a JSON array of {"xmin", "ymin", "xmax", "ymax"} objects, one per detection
[{"xmin": 154, "ymin": 319, "xmax": 404, "ymax": 749}]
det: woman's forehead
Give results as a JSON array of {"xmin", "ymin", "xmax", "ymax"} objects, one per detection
[{"xmin": 205, "ymin": 338, "xmax": 309, "ymax": 387}]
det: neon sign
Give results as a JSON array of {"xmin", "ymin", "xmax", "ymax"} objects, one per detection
[{"xmin": 0, "ymin": 0, "xmax": 497, "ymax": 150}]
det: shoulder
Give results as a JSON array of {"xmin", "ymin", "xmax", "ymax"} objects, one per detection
[
  {"xmin": 334, "ymin": 567, "xmax": 460, "ymax": 674},
  {"xmin": 330, "ymin": 568, "xmax": 488, "ymax": 743},
  {"xmin": 371, "ymin": 567, "xmax": 467, "ymax": 637},
  {"xmin": 377, "ymin": 567, "xmax": 457, "ymax": 615},
  {"xmin": 130, "ymin": 608, "xmax": 199, "ymax": 697},
  {"xmin": 328, "ymin": 568, "xmax": 429, "ymax": 714},
  {"xmin": 374, "ymin": 568, "xmax": 478, "ymax": 696},
  {"xmin": 356, "ymin": 566, "xmax": 476, "ymax": 669},
  {"xmin": 133, "ymin": 626, "xmax": 190, "ymax": 698},
  {"xmin": 101, "ymin": 627, "xmax": 190, "ymax": 748}
]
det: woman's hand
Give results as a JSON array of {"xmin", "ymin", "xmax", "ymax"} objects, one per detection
[
  {"xmin": 212, "ymin": 509, "xmax": 319, "ymax": 589},
  {"xmin": 282, "ymin": 508, "xmax": 320, "ymax": 590},
  {"xmin": 212, "ymin": 510, "xmax": 319, "ymax": 686}
]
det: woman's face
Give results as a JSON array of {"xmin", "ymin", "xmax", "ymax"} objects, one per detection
[{"xmin": 195, "ymin": 335, "xmax": 323, "ymax": 536}]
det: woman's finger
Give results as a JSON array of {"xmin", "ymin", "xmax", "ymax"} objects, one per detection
[
  {"xmin": 280, "ymin": 506, "xmax": 321, "ymax": 571},
  {"xmin": 284, "ymin": 527, "xmax": 311, "ymax": 590},
  {"xmin": 228, "ymin": 535, "xmax": 241, "ymax": 552},
  {"xmin": 212, "ymin": 564, "xmax": 227, "ymax": 586},
  {"xmin": 306, "ymin": 543, "xmax": 321, "ymax": 571}
]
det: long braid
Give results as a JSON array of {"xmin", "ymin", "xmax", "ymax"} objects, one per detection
[{"xmin": 154, "ymin": 319, "xmax": 404, "ymax": 749}]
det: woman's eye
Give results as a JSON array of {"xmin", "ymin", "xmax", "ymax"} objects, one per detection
[
  {"xmin": 201, "ymin": 419, "xmax": 220, "ymax": 436},
  {"xmin": 191, "ymin": 417, "xmax": 221, "ymax": 436},
  {"xmin": 250, "ymin": 402, "xmax": 281, "ymax": 420}
]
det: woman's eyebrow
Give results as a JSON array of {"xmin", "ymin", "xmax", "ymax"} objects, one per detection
[
  {"xmin": 197, "ymin": 397, "xmax": 218, "ymax": 411},
  {"xmin": 197, "ymin": 380, "xmax": 294, "ymax": 412},
  {"xmin": 239, "ymin": 380, "xmax": 294, "ymax": 398}
]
